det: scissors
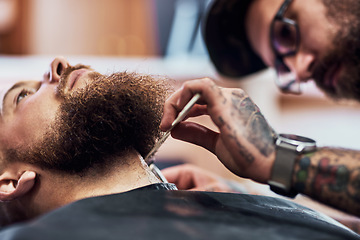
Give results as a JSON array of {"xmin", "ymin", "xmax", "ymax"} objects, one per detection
[{"xmin": 145, "ymin": 93, "xmax": 201, "ymax": 182}]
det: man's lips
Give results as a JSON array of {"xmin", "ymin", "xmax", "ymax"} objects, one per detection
[{"xmin": 68, "ymin": 69, "xmax": 89, "ymax": 90}]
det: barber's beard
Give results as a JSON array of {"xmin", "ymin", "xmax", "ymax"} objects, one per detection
[
  {"xmin": 313, "ymin": 0, "xmax": 360, "ymax": 101},
  {"xmin": 312, "ymin": 34, "xmax": 360, "ymax": 101},
  {"xmin": 10, "ymin": 70, "xmax": 171, "ymax": 175}
]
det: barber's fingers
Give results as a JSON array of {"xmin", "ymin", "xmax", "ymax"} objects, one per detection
[
  {"xmin": 160, "ymin": 78, "xmax": 221, "ymax": 131},
  {"xmin": 160, "ymin": 88, "xmax": 183, "ymax": 131},
  {"xmin": 170, "ymin": 104, "xmax": 208, "ymax": 125},
  {"xmin": 177, "ymin": 78, "xmax": 222, "ymax": 108},
  {"xmin": 162, "ymin": 164, "xmax": 222, "ymax": 191},
  {"xmin": 171, "ymin": 123, "xmax": 254, "ymax": 181},
  {"xmin": 171, "ymin": 121, "xmax": 219, "ymax": 154},
  {"xmin": 161, "ymin": 164, "xmax": 197, "ymax": 190},
  {"xmin": 162, "ymin": 164, "xmax": 248, "ymax": 193},
  {"xmin": 183, "ymin": 104, "xmax": 208, "ymax": 118},
  {"xmin": 160, "ymin": 102, "xmax": 208, "ymax": 131}
]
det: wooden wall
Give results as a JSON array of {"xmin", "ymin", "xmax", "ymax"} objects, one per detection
[{"xmin": 0, "ymin": 0, "xmax": 159, "ymax": 56}]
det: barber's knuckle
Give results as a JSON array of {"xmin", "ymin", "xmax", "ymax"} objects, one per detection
[
  {"xmin": 182, "ymin": 78, "xmax": 218, "ymax": 94},
  {"xmin": 234, "ymin": 88, "xmax": 247, "ymax": 97},
  {"xmin": 182, "ymin": 81, "xmax": 193, "ymax": 90},
  {"xmin": 201, "ymin": 78, "xmax": 215, "ymax": 85},
  {"xmin": 202, "ymin": 78, "xmax": 219, "ymax": 92}
]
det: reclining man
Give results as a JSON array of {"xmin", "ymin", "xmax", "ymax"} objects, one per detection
[
  {"xmin": 0, "ymin": 56, "xmax": 173, "ymax": 226},
  {"xmin": 0, "ymin": 57, "xmax": 358, "ymax": 239}
]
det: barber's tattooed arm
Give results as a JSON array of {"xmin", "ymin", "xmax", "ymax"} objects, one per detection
[
  {"xmin": 162, "ymin": 79, "xmax": 360, "ymax": 217},
  {"xmin": 161, "ymin": 78, "xmax": 277, "ymax": 184},
  {"xmin": 293, "ymin": 148, "xmax": 360, "ymax": 216},
  {"xmin": 212, "ymin": 88, "xmax": 277, "ymax": 181},
  {"xmin": 228, "ymin": 90, "xmax": 276, "ymax": 158}
]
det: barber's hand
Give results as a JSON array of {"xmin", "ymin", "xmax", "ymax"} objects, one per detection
[
  {"xmin": 160, "ymin": 78, "xmax": 277, "ymax": 184},
  {"xmin": 162, "ymin": 164, "xmax": 247, "ymax": 193}
]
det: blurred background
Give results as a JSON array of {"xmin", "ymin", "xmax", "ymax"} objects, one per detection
[
  {"xmin": 1, "ymin": 0, "xmax": 360, "ymax": 219},
  {"xmin": 0, "ymin": 0, "xmax": 209, "ymax": 57}
]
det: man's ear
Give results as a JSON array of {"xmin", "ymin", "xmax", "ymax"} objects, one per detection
[{"xmin": 0, "ymin": 171, "xmax": 36, "ymax": 201}]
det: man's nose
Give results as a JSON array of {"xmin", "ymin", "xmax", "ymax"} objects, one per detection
[
  {"xmin": 46, "ymin": 57, "xmax": 70, "ymax": 83},
  {"xmin": 284, "ymin": 51, "xmax": 316, "ymax": 81}
]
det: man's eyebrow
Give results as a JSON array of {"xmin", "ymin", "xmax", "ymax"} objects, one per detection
[{"xmin": 1, "ymin": 81, "xmax": 29, "ymax": 115}]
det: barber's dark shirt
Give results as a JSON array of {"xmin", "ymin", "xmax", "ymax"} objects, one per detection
[{"xmin": 0, "ymin": 183, "xmax": 358, "ymax": 240}]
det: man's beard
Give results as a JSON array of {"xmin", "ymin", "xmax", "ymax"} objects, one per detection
[
  {"xmin": 8, "ymin": 69, "xmax": 171, "ymax": 175},
  {"xmin": 312, "ymin": 0, "xmax": 360, "ymax": 101}
]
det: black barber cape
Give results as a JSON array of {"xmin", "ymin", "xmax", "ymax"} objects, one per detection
[{"xmin": 0, "ymin": 183, "xmax": 358, "ymax": 240}]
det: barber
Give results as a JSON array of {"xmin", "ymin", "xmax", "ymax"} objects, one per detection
[{"xmin": 160, "ymin": 0, "xmax": 360, "ymax": 216}]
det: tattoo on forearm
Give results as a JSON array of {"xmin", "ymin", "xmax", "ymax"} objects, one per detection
[
  {"xmin": 293, "ymin": 148, "xmax": 360, "ymax": 216},
  {"xmin": 246, "ymin": 113, "xmax": 274, "ymax": 156},
  {"xmin": 294, "ymin": 156, "xmax": 311, "ymax": 193},
  {"xmin": 348, "ymin": 168, "xmax": 360, "ymax": 202},
  {"xmin": 231, "ymin": 93, "xmax": 258, "ymax": 121},
  {"xmin": 230, "ymin": 91, "xmax": 275, "ymax": 157},
  {"xmin": 218, "ymin": 116, "xmax": 230, "ymax": 130},
  {"xmin": 229, "ymin": 129, "xmax": 255, "ymax": 164},
  {"xmin": 218, "ymin": 116, "xmax": 254, "ymax": 164},
  {"xmin": 216, "ymin": 89, "xmax": 275, "ymax": 165},
  {"xmin": 313, "ymin": 158, "xmax": 349, "ymax": 194}
]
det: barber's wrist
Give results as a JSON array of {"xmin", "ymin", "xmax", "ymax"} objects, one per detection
[
  {"xmin": 265, "ymin": 153, "xmax": 276, "ymax": 184},
  {"xmin": 268, "ymin": 134, "xmax": 317, "ymax": 198},
  {"xmin": 251, "ymin": 152, "xmax": 276, "ymax": 185}
]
